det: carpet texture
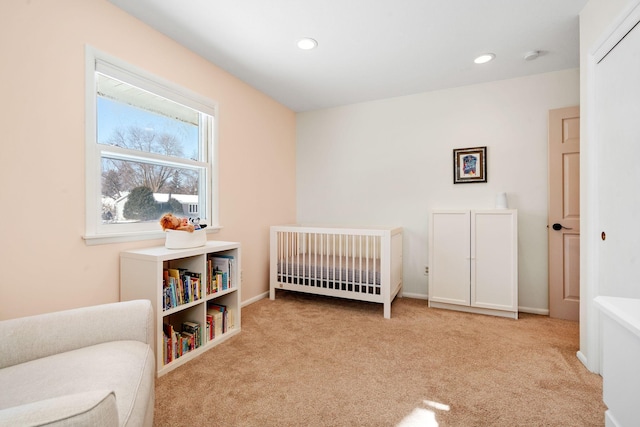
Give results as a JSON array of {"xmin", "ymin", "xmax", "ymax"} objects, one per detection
[{"xmin": 154, "ymin": 292, "xmax": 605, "ymax": 426}]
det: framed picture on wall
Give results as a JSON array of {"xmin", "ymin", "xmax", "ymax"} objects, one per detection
[{"xmin": 453, "ymin": 146, "xmax": 487, "ymax": 184}]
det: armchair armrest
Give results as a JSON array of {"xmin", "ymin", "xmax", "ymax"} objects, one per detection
[
  {"xmin": 0, "ymin": 300, "xmax": 153, "ymax": 369},
  {"xmin": 0, "ymin": 390, "xmax": 118, "ymax": 427}
]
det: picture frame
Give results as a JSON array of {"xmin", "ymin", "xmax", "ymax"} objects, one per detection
[{"xmin": 453, "ymin": 146, "xmax": 487, "ymax": 184}]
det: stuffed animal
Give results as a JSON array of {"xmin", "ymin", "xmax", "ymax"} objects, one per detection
[
  {"xmin": 189, "ymin": 217, "xmax": 207, "ymax": 230},
  {"xmin": 159, "ymin": 213, "xmax": 195, "ymax": 232}
]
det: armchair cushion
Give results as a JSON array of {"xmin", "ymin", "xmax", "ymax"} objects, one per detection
[{"xmin": 0, "ymin": 390, "xmax": 118, "ymax": 427}]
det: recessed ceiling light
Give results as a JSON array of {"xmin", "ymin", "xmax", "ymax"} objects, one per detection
[
  {"xmin": 297, "ymin": 38, "xmax": 318, "ymax": 50},
  {"xmin": 474, "ymin": 53, "xmax": 495, "ymax": 64}
]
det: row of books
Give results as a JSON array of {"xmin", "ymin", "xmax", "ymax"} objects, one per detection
[
  {"xmin": 162, "ymin": 305, "xmax": 235, "ymax": 366},
  {"xmin": 163, "ymin": 269, "xmax": 202, "ymax": 311},
  {"xmin": 207, "ymin": 255, "xmax": 236, "ymax": 294},
  {"xmin": 162, "ymin": 321, "xmax": 202, "ymax": 365},
  {"xmin": 162, "ymin": 255, "xmax": 236, "ymax": 311},
  {"xmin": 206, "ymin": 304, "xmax": 235, "ymax": 340}
]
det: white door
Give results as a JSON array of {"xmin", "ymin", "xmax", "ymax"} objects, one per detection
[
  {"xmin": 596, "ymin": 18, "xmax": 640, "ymax": 299},
  {"xmin": 429, "ymin": 210, "xmax": 470, "ymax": 306},
  {"xmin": 471, "ymin": 210, "xmax": 518, "ymax": 312}
]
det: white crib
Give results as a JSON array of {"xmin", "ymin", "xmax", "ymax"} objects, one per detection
[{"xmin": 270, "ymin": 225, "xmax": 403, "ymax": 318}]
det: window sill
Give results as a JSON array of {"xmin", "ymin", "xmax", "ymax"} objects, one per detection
[{"xmin": 83, "ymin": 226, "xmax": 222, "ymax": 246}]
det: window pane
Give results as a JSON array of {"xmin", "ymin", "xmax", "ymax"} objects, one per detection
[
  {"xmin": 101, "ymin": 158, "xmax": 202, "ymax": 224},
  {"xmin": 97, "ymin": 73, "xmax": 200, "ymax": 161}
]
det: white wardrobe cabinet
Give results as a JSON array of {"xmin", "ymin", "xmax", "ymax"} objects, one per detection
[{"xmin": 428, "ymin": 210, "xmax": 518, "ymax": 319}]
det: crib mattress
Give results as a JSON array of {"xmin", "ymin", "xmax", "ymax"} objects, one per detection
[{"xmin": 277, "ymin": 255, "xmax": 381, "ymax": 285}]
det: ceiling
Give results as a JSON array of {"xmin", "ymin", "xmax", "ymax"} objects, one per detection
[{"xmin": 107, "ymin": 0, "xmax": 588, "ymax": 112}]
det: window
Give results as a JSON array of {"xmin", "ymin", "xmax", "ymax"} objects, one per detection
[{"xmin": 85, "ymin": 47, "xmax": 218, "ymax": 244}]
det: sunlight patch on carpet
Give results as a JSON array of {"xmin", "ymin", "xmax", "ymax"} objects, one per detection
[
  {"xmin": 397, "ymin": 408, "xmax": 438, "ymax": 427},
  {"xmin": 424, "ymin": 399, "xmax": 450, "ymax": 411},
  {"xmin": 397, "ymin": 399, "xmax": 450, "ymax": 426}
]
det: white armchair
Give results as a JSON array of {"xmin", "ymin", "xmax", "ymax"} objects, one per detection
[{"xmin": 0, "ymin": 300, "xmax": 155, "ymax": 426}]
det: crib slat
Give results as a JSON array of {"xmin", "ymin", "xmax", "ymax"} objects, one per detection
[
  {"xmin": 281, "ymin": 231, "xmax": 286, "ymax": 281},
  {"xmin": 358, "ymin": 235, "xmax": 362, "ymax": 291},
  {"xmin": 320, "ymin": 233, "xmax": 324, "ymax": 288},
  {"xmin": 339, "ymin": 234, "xmax": 344, "ymax": 290},
  {"xmin": 298, "ymin": 233, "xmax": 309, "ymax": 285},
  {"xmin": 366, "ymin": 235, "xmax": 370, "ymax": 294},
  {"xmin": 351, "ymin": 235, "xmax": 355, "ymax": 292},
  {"xmin": 303, "ymin": 232, "xmax": 308, "ymax": 286},
  {"xmin": 286, "ymin": 231, "xmax": 290, "ymax": 281},
  {"xmin": 294, "ymin": 232, "xmax": 298, "ymax": 283},
  {"xmin": 284, "ymin": 230, "xmax": 287, "ymax": 280},
  {"xmin": 374, "ymin": 235, "xmax": 379, "ymax": 294}
]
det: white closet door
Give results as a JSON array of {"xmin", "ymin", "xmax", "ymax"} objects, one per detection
[
  {"xmin": 471, "ymin": 210, "xmax": 518, "ymax": 312},
  {"xmin": 596, "ymin": 18, "xmax": 640, "ymax": 299},
  {"xmin": 429, "ymin": 210, "xmax": 471, "ymax": 306}
]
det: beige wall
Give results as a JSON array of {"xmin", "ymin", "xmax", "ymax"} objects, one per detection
[
  {"xmin": 0, "ymin": 0, "xmax": 296, "ymax": 320},
  {"xmin": 297, "ymin": 69, "xmax": 579, "ymax": 313}
]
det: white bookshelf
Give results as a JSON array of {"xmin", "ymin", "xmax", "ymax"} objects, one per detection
[{"xmin": 120, "ymin": 241, "xmax": 241, "ymax": 376}]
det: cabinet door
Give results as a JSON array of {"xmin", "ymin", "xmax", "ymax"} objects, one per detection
[
  {"xmin": 429, "ymin": 211, "xmax": 471, "ymax": 306},
  {"xmin": 471, "ymin": 210, "xmax": 518, "ymax": 312}
]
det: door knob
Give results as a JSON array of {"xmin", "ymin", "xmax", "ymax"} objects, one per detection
[{"xmin": 552, "ymin": 223, "xmax": 572, "ymax": 231}]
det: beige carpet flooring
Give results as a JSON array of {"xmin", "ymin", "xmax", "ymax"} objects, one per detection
[{"xmin": 154, "ymin": 291, "xmax": 605, "ymax": 426}]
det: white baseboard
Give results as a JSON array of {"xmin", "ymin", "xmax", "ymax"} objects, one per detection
[
  {"xmin": 242, "ymin": 291, "xmax": 269, "ymax": 307},
  {"xmin": 518, "ymin": 306, "xmax": 549, "ymax": 315},
  {"xmin": 429, "ymin": 300, "xmax": 518, "ymax": 319},
  {"xmin": 605, "ymin": 410, "xmax": 620, "ymax": 427},
  {"xmin": 576, "ymin": 350, "xmax": 596, "ymax": 373},
  {"xmin": 403, "ymin": 294, "xmax": 549, "ymax": 315},
  {"xmin": 401, "ymin": 292, "xmax": 429, "ymax": 300},
  {"xmin": 243, "ymin": 291, "xmax": 550, "ymax": 318}
]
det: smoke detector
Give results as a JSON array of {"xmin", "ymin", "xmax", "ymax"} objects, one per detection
[{"xmin": 523, "ymin": 50, "xmax": 540, "ymax": 61}]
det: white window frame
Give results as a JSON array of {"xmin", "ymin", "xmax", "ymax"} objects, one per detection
[{"xmin": 84, "ymin": 46, "xmax": 219, "ymax": 245}]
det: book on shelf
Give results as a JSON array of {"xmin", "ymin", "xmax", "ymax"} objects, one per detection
[
  {"xmin": 163, "ymin": 320, "xmax": 203, "ymax": 364},
  {"xmin": 227, "ymin": 308, "xmax": 235, "ymax": 331},
  {"xmin": 163, "ymin": 286, "xmax": 170, "ymax": 311},
  {"xmin": 207, "ymin": 259, "xmax": 218, "ymax": 295},
  {"xmin": 162, "ymin": 268, "xmax": 203, "ymax": 310},
  {"xmin": 191, "ymin": 273, "xmax": 202, "ymax": 300},
  {"xmin": 162, "ymin": 323, "xmax": 175, "ymax": 364},
  {"xmin": 206, "ymin": 314, "xmax": 214, "ymax": 341},
  {"xmin": 181, "ymin": 331, "xmax": 195, "ymax": 354},
  {"xmin": 163, "ymin": 270, "xmax": 170, "ymax": 289},
  {"xmin": 209, "ymin": 255, "xmax": 235, "ymax": 290},
  {"xmin": 210, "ymin": 258, "xmax": 228, "ymax": 291},
  {"xmin": 166, "ymin": 269, "xmax": 185, "ymax": 305},
  {"xmin": 208, "ymin": 303, "xmax": 235, "ymax": 333},
  {"xmin": 182, "ymin": 321, "xmax": 202, "ymax": 348},
  {"xmin": 207, "ymin": 306, "xmax": 224, "ymax": 338},
  {"xmin": 183, "ymin": 272, "xmax": 202, "ymax": 302}
]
